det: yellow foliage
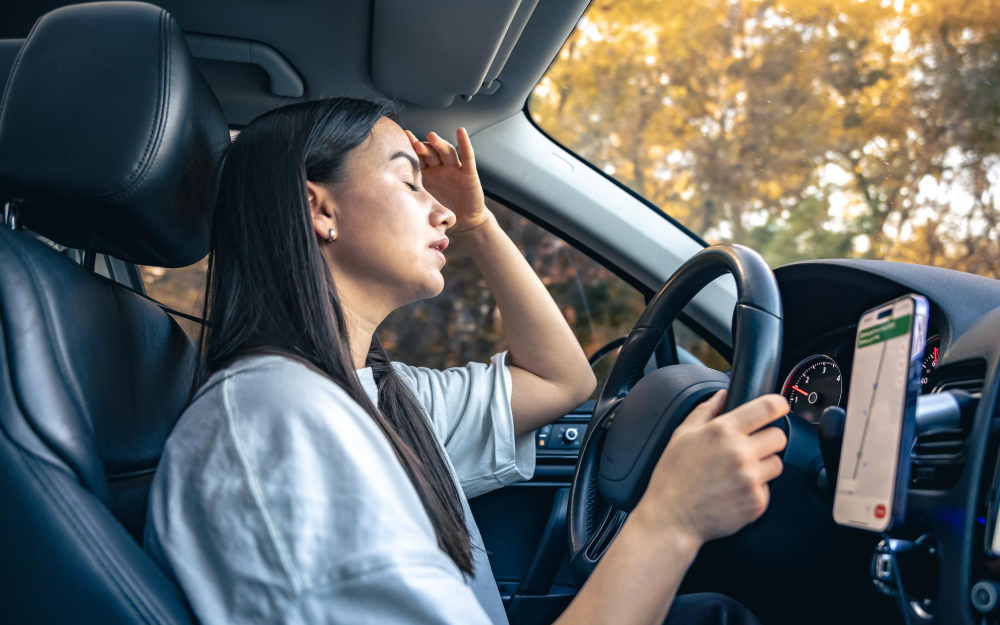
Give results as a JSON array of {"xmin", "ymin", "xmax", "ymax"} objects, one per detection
[{"xmin": 530, "ymin": 0, "xmax": 1000, "ymax": 277}]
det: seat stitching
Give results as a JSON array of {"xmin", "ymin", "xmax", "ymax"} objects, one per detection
[
  {"xmin": 0, "ymin": 238, "xmax": 185, "ymax": 623},
  {"xmin": 13, "ymin": 437, "xmax": 160, "ymax": 624},
  {"xmin": 80, "ymin": 7, "xmax": 169, "ymax": 199},
  {"xmin": 107, "ymin": 466, "xmax": 157, "ymax": 482},
  {"xmin": 105, "ymin": 9, "xmax": 172, "ymax": 203},
  {"xmin": 0, "ymin": 9, "xmax": 171, "ymax": 199},
  {"xmin": 1, "ymin": 235, "xmax": 99, "ymax": 494}
]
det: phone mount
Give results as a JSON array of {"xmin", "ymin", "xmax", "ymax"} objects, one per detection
[
  {"xmin": 817, "ymin": 389, "xmax": 977, "ymax": 497},
  {"xmin": 816, "ymin": 390, "xmax": 976, "ymax": 624}
]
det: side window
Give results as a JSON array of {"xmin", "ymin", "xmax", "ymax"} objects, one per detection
[
  {"xmin": 133, "ymin": 200, "xmax": 729, "ymax": 376},
  {"xmin": 674, "ymin": 319, "xmax": 729, "ymax": 373},
  {"xmin": 380, "ymin": 200, "xmax": 728, "ymax": 397},
  {"xmin": 138, "ymin": 258, "xmax": 208, "ymax": 341}
]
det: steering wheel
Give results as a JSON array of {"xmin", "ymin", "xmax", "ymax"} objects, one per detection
[{"xmin": 568, "ymin": 244, "xmax": 784, "ymax": 583}]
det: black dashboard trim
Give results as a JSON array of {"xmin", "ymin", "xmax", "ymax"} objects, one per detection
[{"xmin": 770, "ymin": 260, "xmax": 1000, "ymax": 624}]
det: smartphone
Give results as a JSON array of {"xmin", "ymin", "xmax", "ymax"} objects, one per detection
[
  {"xmin": 986, "ymin": 445, "xmax": 1000, "ymax": 556},
  {"xmin": 988, "ymin": 469, "xmax": 1000, "ymax": 556},
  {"xmin": 833, "ymin": 294, "xmax": 929, "ymax": 532}
]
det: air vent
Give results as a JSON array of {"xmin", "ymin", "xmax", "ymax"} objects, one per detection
[
  {"xmin": 934, "ymin": 377, "xmax": 984, "ymax": 398},
  {"xmin": 910, "ymin": 375, "xmax": 983, "ymax": 490},
  {"xmin": 912, "ymin": 429, "xmax": 967, "ymax": 461}
]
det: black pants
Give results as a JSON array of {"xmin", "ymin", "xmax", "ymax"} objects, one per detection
[{"xmin": 663, "ymin": 593, "xmax": 761, "ymax": 625}]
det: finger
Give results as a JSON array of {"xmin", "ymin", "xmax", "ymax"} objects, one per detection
[
  {"xmin": 409, "ymin": 139, "xmax": 439, "ymax": 167},
  {"xmin": 404, "ymin": 129, "xmax": 420, "ymax": 145},
  {"xmin": 427, "ymin": 131, "xmax": 460, "ymax": 167},
  {"xmin": 456, "ymin": 127, "xmax": 478, "ymax": 177},
  {"xmin": 754, "ymin": 484, "xmax": 772, "ymax": 518},
  {"xmin": 757, "ymin": 455, "xmax": 784, "ymax": 483},
  {"xmin": 681, "ymin": 389, "xmax": 727, "ymax": 428},
  {"xmin": 418, "ymin": 140, "xmax": 442, "ymax": 167},
  {"xmin": 717, "ymin": 394, "xmax": 789, "ymax": 435},
  {"xmin": 748, "ymin": 426, "xmax": 788, "ymax": 459}
]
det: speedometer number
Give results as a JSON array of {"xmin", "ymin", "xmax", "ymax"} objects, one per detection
[{"xmin": 781, "ymin": 355, "xmax": 843, "ymax": 424}]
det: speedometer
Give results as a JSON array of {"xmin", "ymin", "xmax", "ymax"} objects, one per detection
[
  {"xmin": 781, "ymin": 355, "xmax": 843, "ymax": 424},
  {"xmin": 921, "ymin": 335, "xmax": 940, "ymax": 393}
]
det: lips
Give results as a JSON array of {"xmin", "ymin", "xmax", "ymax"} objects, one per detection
[{"xmin": 430, "ymin": 236, "xmax": 449, "ymax": 253}]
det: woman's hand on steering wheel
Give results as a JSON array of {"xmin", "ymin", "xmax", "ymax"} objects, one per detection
[{"xmin": 634, "ymin": 390, "xmax": 790, "ymax": 547}]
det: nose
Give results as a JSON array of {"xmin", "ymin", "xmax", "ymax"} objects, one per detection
[{"xmin": 430, "ymin": 199, "xmax": 456, "ymax": 230}]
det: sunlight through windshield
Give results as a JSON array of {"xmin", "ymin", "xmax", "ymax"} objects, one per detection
[{"xmin": 529, "ymin": 0, "xmax": 1000, "ymax": 277}]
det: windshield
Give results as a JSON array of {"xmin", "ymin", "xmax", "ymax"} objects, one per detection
[{"xmin": 529, "ymin": 0, "xmax": 1000, "ymax": 278}]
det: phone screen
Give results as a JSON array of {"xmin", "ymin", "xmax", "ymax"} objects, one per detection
[{"xmin": 833, "ymin": 295, "xmax": 927, "ymax": 531}]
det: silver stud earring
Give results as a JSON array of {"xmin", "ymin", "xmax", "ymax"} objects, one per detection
[{"xmin": 327, "ymin": 228, "xmax": 336, "ymax": 243}]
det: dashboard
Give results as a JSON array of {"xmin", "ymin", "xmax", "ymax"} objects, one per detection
[
  {"xmin": 766, "ymin": 258, "xmax": 1000, "ymax": 624},
  {"xmin": 533, "ymin": 257, "xmax": 1000, "ymax": 624},
  {"xmin": 772, "ymin": 259, "xmax": 1000, "ymax": 424},
  {"xmin": 778, "ymin": 327, "xmax": 940, "ymax": 425}
]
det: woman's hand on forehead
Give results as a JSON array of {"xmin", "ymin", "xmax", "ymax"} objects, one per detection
[{"xmin": 405, "ymin": 127, "xmax": 490, "ymax": 234}]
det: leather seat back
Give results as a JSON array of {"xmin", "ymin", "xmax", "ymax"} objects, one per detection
[
  {"xmin": 0, "ymin": 235, "xmax": 200, "ymax": 624},
  {"xmin": 0, "ymin": 3, "xmax": 229, "ymax": 623}
]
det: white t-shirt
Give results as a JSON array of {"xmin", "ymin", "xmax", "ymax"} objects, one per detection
[{"xmin": 144, "ymin": 350, "xmax": 536, "ymax": 624}]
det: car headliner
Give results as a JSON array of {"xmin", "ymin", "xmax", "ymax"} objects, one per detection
[
  {"xmin": 0, "ymin": 0, "xmax": 740, "ymax": 347},
  {"xmin": 1, "ymin": 0, "xmax": 591, "ymax": 134}
]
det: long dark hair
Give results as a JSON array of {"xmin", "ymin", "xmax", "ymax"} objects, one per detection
[{"xmin": 196, "ymin": 97, "xmax": 473, "ymax": 575}]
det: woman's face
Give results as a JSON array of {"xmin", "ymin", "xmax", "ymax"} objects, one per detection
[{"xmin": 319, "ymin": 118, "xmax": 457, "ymax": 309}]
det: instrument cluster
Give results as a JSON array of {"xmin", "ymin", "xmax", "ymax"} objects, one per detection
[{"xmin": 780, "ymin": 332, "xmax": 941, "ymax": 424}]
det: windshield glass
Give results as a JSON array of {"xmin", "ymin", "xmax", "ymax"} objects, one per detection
[{"xmin": 529, "ymin": 1, "xmax": 1000, "ymax": 278}]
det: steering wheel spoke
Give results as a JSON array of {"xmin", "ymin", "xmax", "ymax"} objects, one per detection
[
  {"xmin": 585, "ymin": 507, "xmax": 628, "ymax": 562},
  {"xmin": 567, "ymin": 244, "xmax": 785, "ymax": 586}
]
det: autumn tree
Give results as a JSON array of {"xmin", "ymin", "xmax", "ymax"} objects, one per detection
[{"xmin": 530, "ymin": 0, "xmax": 1000, "ymax": 275}]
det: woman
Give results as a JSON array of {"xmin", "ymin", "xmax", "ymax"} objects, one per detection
[{"xmin": 145, "ymin": 97, "xmax": 789, "ymax": 625}]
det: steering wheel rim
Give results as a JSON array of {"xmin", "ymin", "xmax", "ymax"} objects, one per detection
[{"xmin": 567, "ymin": 244, "xmax": 784, "ymax": 585}]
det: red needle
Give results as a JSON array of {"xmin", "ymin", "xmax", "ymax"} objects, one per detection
[{"xmin": 791, "ymin": 385, "xmax": 809, "ymax": 397}]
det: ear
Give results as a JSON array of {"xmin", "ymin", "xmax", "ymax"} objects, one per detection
[{"xmin": 306, "ymin": 180, "xmax": 338, "ymax": 242}]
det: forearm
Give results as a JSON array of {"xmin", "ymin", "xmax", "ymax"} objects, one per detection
[
  {"xmin": 554, "ymin": 503, "xmax": 701, "ymax": 625},
  {"xmin": 455, "ymin": 209, "xmax": 595, "ymax": 433}
]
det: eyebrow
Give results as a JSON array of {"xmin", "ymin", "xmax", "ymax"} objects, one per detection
[{"xmin": 390, "ymin": 151, "xmax": 421, "ymax": 175}]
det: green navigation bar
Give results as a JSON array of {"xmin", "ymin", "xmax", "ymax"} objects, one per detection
[{"xmin": 857, "ymin": 314, "xmax": 912, "ymax": 349}]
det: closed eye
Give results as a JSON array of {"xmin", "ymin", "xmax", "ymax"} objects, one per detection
[{"xmin": 405, "ymin": 181, "xmax": 420, "ymax": 192}]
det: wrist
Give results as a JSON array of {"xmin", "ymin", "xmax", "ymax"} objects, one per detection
[
  {"xmin": 631, "ymin": 496, "xmax": 703, "ymax": 557},
  {"xmin": 450, "ymin": 208, "xmax": 496, "ymax": 241}
]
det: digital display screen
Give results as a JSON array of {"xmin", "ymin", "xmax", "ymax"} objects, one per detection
[{"xmin": 834, "ymin": 296, "xmax": 925, "ymax": 532}]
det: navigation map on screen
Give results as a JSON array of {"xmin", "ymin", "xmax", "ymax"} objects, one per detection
[{"xmin": 834, "ymin": 297, "xmax": 923, "ymax": 531}]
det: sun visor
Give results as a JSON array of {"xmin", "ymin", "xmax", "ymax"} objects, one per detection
[{"xmin": 371, "ymin": 0, "xmax": 538, "ymax": 108}]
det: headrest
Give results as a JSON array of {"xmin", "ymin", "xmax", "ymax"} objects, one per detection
[
  {"xmin": 0, "ymin": 2, "xmax": 230, "ymax": 267},
  {"xmin": 0, "ymin": 40, "xmax": 20, "ymax": 90}
]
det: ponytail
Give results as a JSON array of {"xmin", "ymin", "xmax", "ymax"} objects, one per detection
[{"xmin": 197, "ymin": 97, "xmax": 474, "ymax": 575}]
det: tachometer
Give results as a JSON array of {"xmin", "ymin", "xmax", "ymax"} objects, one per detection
[
  {"xmin": 781, "ymin": 355, "xmax": 843, "ymax": 424},
  {"xmin": 920, "ymin": 335, "xmax": 941, "ymax": 393}
]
